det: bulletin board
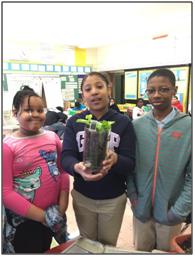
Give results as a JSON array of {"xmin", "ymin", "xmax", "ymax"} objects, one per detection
[
  {"xmin": 60, "ymin": 75, "xmax": 78, "ymax": 101},
  {"xmin": 169, "ymin": 66, "xmax": 190, "ymax": 113},
  {"xmin": 124, "ymin": 71, "xmax": 137, "ymax": 99},
  {"xmin": 60, "ymin": 74, "xmax": 85, "ymax": 101}
]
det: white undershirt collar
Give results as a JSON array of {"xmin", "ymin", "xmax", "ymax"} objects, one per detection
[{"xmin": 154, "ymin": 108, "xmax": 177, "ymax": 128}]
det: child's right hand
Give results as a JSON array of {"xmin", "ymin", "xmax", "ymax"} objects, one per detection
[{"xmin": 74, "ymin": 162, "xmax": 105, "ymax": 181}]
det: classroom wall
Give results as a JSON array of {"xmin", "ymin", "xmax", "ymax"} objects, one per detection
[
  {"xmin": 3, "ymin": 34, "xmax": 191, "ymax": 112},
  {"xmin": 86, "ymin": 35, "xmax": 191, "ymax": 71},
  {"xmin": 86, "ymin": 48, "xmax": 98, "ymax": 70},
  {"xmin": 4, "ymin": 42, "xmax": 76, "ymax": 65},
  {"xmin": 4, "ymin": 34, "xmax": 191, "ymax": 72}
]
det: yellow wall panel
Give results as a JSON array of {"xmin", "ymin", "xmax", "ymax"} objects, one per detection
[{"xmin": 75, "ymin": 48, "xmax": 86, "ymax": 66}]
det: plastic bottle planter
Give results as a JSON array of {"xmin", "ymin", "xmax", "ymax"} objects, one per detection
[
  {"xmin": 83, "ymin": 121, "xmax": 110, "ymax": 174},
  {"xmin": 76, "ymin": 115, "xmax": 114, "ymax": 174}
]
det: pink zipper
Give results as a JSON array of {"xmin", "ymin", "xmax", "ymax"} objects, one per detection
[{"xmin": 152, "ymin": 127, "xmax": 162, "ymax": 207}]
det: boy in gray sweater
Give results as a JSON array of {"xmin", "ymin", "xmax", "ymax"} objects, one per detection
[{"xmin": 127, "ymin": 68, "xmax": 191, "ymax": 252}]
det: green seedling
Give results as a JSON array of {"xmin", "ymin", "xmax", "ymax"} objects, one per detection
[{"xmin": 76, "ymin": 114, "xmax": 115, "ymax": 132}]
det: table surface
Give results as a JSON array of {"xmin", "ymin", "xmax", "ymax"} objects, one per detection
[{"xmin": 45, "ymin": 237, "xmax": 148, "ymax": 254}]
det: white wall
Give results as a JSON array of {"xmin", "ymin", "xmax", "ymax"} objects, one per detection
[
  {"xmin": 86, "ymin": 48, "xmax": 98, "ymax": 70},
  {"xmin": 4, "ymin": 42, "xmax": 75, "ymax": 65},
  {"xmin": 87, "ymin": 35, "xmax": 191, "ymax": 71}
]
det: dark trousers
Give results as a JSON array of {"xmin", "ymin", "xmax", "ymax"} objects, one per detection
[{"xmin": 13, "ymin": 220, "xmax": 53, "ymax": 253}]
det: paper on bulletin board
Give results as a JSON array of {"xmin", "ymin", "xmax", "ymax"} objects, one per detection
[
  {"xmin": 124, "ymin": 71, "xmax": 137, "ymax": 99},
  {"xmin": 65, "ymin": 82, "xmax": 78, "ymax": 89},
  {"xmin": 42, "ymin": 77, "xmax": 63, "ymax": 108},
  {"xmin": 62, "ymin": 88, "xmax": 75, "ymax": 101}
]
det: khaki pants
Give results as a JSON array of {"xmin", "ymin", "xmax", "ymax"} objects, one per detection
[
  {"xmin": 71, "ymin": 189, "xmax": 127, "ymax": 246},
  {"xmin": 133, "ymin": 216, "xmax": 182, "ymax": 252}
]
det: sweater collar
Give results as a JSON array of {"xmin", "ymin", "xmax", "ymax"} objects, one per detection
[
  {"xmin": 154, "ymin": 108, "xmax": 177, "ymax": 128},
  {"xmin": 146, "ymin": 107, "xmax": 189, "ymax": 128}
]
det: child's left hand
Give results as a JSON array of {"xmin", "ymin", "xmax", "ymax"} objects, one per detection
[
  {"xmin": 74, "ymin": 150, "xmax": 118, "ymax": 181},
  {"xmin": 100, "ymin": 150, "xmax": 118, "ymax": 175},
  {"xmin": 74, "ymin": 162, "xmax": 105, "ymax": 181}
]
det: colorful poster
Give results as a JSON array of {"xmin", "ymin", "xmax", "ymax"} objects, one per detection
[
  {"xmin": 138, "ymin": 69, "xmax": 155, "ymax": 99},
  {"xmin": 124, "ymin": 71, "xmax": 137, "ymax": 99},
  {"xmin": 170, "ymin": 66, "xmax": 189, "ymax": 113}
]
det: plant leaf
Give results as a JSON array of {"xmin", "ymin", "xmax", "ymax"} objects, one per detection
[{"xmin": 76, "ymin": 115, "xmax": 115, "ymax": 131}]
